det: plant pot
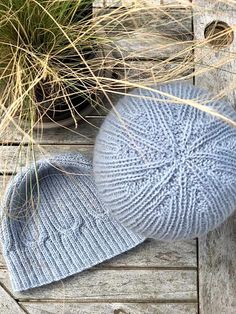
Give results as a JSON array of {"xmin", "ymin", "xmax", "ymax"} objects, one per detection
[
  {"xmin": 30, "ymin": 3, "xmax": 110, "ymax": 129},
  {"xmin": 33, "ymin": 47, "xmax": 110, "ymax": 130}
]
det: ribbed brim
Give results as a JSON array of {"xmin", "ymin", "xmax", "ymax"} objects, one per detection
[
  {"xmin": 1, "ymin": 153, "xmax": 145, "ymax": 292},
  {"xmin": 4, "ymin": 217, "xmax": 143, "ymax": 291}
]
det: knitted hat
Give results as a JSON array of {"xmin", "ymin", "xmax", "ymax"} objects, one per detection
[
  {"xmin": 93, "ymin": 82, "xmax": 236, "ymax": 240},
  {"xmin": 0, "ymin": 153, "xmax": 144, "ymax": 291}
]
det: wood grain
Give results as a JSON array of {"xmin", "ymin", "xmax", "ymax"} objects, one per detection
[
  {"xmin": 0, "ymin": 284, "xmax": 26, "ymax": 314},
  {"xmin": 0, "ymin": 268, "xmax": 197, "ymax": 301},
  {"xmin": 0, "ymin": 118, "xmax": 102, "ymax": 145},
  {"xmin": 193, "ymin": 1, "xmax": 236, "ymax": 313},
  {"xmin": 114, "ymin": 60, "xmax": 193, "ymax": 85},
  {"xmin": 198, "ymin": 217, "xmax": 236, "ymax": 314},
  {"xmin": 0, "ymin": 145, "xmax": 93, "ymax": 173},
  {"xmin": 193, "ymin": 0, "xmax": 236, "ymax": 104},
  {"xmin": 0, "ymin": 238, "xmax": 197, "ymax": 269},
  {"xmin": 105, "ymin": 0, "xmax": 192, "ymax": 8},
  {"xmin": 103, "ymin": 238, "xmax": 197, "ymax": 267},
  {"xmin": 20, "ymin": 302, "xmax": 198, "ymax": 314},
  {"xmin": 105, "ymin": 8, "xmax": 193, "ymax": 60}
]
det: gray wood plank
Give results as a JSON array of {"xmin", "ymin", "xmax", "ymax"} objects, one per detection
[
  {"xmin": 1, "ymin": 118, "xmax": 102, "ymax": 145},
  {"xmin": 104, "ymin": 238, "xmax": 197, "ymax": 267},
  {"xmin": 0, "ymin": 238, "xmax": 197, "ymax": 269},
  {"xmin": 193, "ymin": 1, "xmax": 236, "ymax": 104},
  {"xmin": 0, "ymin": 145, "xmax": 93, "ymax": 173},
  {"xmin": 105, "ymin": 0, "xmax": 191, "ymax": 7},
  {"xmin": 114, "ymin": 61, "xmax": 193, "ymax": 85},
  {"xmin": 198, "ymin": 218, "xmax": 236, "ymax": 314},
  {"xmin": 193, "ymin": 1, "xmax": 236, "ymax": 313},
  {"xmin": 0, "ymin": 284, "xmax": 26, "ymax": 314},
  {"xmin": 0, "ymin": 268, "xmax": 197, "ymax": 301},
  {"xmin": 20, "ymin": 302, "xmax": 198, "ymax": 314},
  {"xmin": 105, "ymin": 8, "xmax": 193, "ymax": 60},
  {"xmin": 93, "ymin": 0, "xmax": 105, "ymax": 7}
]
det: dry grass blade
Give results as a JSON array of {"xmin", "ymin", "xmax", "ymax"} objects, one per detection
[{"xmin": 1, "ymin": 0, "xmax": 236, "ymax": 217}]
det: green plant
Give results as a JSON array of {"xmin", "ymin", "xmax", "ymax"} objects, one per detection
[
  {"xmin": 0, "ymin": 0, "xmax": 107, "ymax": 132},
  {"xmin": 1, "ymin": 0, "xmax": 235, "ymax": 171}
]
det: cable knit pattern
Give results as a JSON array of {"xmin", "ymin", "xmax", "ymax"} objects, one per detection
[
  {"xmin": 93, "ymin": 82, "xmax": 236, "ymax": 240},
  {"xmin": 0, "ymin": 153, "xmax": 144, "ymax": 291}
]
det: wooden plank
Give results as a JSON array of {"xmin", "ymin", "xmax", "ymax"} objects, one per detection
[
  {"xmin": 104, "ymin": 238, "xmax": 197, "ymax": 267},
  {"xmin": 105, "ymin": 0, "xmax": 192, "ymax": 7},
  {"xmin": 193, "ymin": 1, "xmax": 236, "ymax": 313},
  {"xmin": 193, "ymin": 1, "xmax": 236, "ymax": 104},
  {"xmin": 0, "ymin": 268, "xmax": 197, "ymax": 301},
  {"xmin": 198, "ymin": 223, "xmax": 236, "ymax": 314},
  {"xmin": 93, "ymin": 0, "xmax": 105, "ymax": 7},
  {"xmin": 114, "ymin": 60, "xmax": 193, "ymax": 85},
  {"xmin": 0, "ymin": 145, "xmax": 93, "ymax": 173},
  {"xmin": 103, "ymin": 8, "xmax": 193, "ymax": 60},
  {"xmin": 0, "ymin": 238, "xmax": 197, "ymax": 270},
  {"xmin": 20, "ymin": 302, "xmax": 198, "ymax": 314},
  {"xmin": 1, "ymin": 118, "xmax": 102, "ymax": 145},
  {"xmin": 0, "ymin": 284, "xmax": 26, "ymax": 314}
]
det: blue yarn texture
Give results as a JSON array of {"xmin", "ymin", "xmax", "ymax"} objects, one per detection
[
  {"xmin": 93, "ymin": 82, "xmax": 236, "ymax": 240},
  {"xmin": 0, "ymin": 153, "xmax": 144, "ymax": 291}
]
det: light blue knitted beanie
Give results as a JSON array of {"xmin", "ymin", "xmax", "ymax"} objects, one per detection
[
  {"xmin": 0, "ymin": 153, "xmax": 144, "ymax": 291},
  {"xmin": 93, "ymin": 82, "xmax": 236, "ymax": 240}
]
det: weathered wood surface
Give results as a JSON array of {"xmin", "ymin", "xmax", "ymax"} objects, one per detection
[
  {"xmin": 0, "ymin": 238, "xmax": 197, "ymax": 269},
  {"xmin": 114, "ymin": 61, "xmax": 193, "ymax": 84},
  {"xmin": 103, "ymin": 8, "xmax": 193, "ymax": 60},
  {"xmin": 104, "ymin": 238, "xmax": 197, "ymax": 267},
  {"xmin": 94, "ymin": 0, "xmax": 193, "ymax": 60},
  {"xmin": 198, "ymin": 219, "xmax": 236, "ymax": 314},
  {"xmin": 1, "ymin": 118, "xmax": 102, "ymax": 145},
  {"xmin": 0, "ymin": 145, "xmax": 92, "ymax": 173},
  {"xmin": 105, "ymin": 0, "xmax": 191, "ymax": 7},
  {"xmin": 193, "ymin": 0, "xmax": 236, "ymax": 104},
  {"xmin": 0, "ymin": 284, "xmax": 26, "ymax": 314},
  {"xmin": 0, "ymin": 268, "xmax": 197, "ymax": 301},
  {"xmin": 20, "ymin": 302, "xmax": 198, "ymax": 314},
  {"xmin": 194, "ymin": 0, "xmax": 236, "ymax": 313}
]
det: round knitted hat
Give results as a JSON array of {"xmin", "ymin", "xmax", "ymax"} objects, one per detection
[
  {"xmin": 93, "ymin": 82, "xmax": 236, "ymax": 240},
  {"xmin": 0, "ymin": 153, "xmax": 144, "ymax": 291}
]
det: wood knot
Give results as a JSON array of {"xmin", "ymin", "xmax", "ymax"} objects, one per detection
[{"xmin": 114, "ymin": 309, "xmax": 130, "ymax": 314}]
